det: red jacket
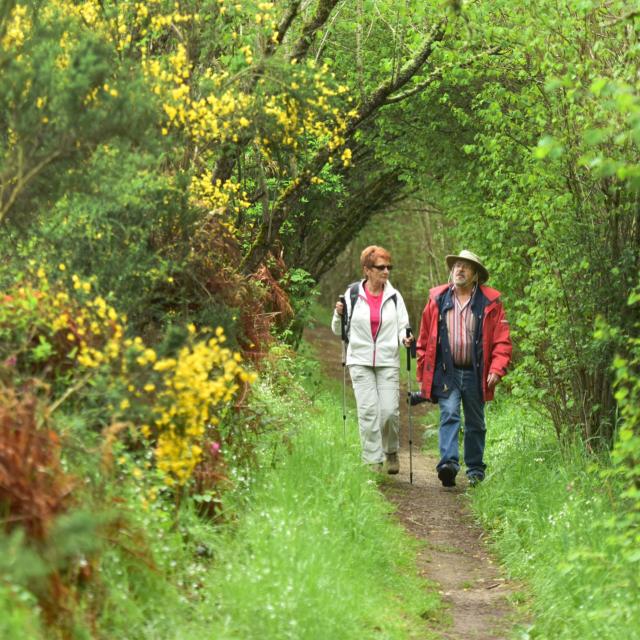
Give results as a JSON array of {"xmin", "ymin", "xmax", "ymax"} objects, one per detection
[{"xmin": 416, "ymin": 284, "xmax": 512, "ymax": 402}]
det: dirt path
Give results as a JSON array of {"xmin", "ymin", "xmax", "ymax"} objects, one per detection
[{"xmin": 306, "ymin": 323, "xmax": 521, "ymax": 640}]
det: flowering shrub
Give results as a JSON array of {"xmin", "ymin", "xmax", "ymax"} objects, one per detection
[
  {"xmin": 122, "ymin": 325, "xmax": 256, "ymax": 486},
  {"xmin": 2, "ymin": 0, "xmax": 359, "ymax": 364},
  {"xmin": 0, "ymin": 268, "xmax": 256, "ymax": 488},
  {"xmin": 1, "ymin": 0, "xmax": 353, "ymax": 227},
  {"xmin": 0, "ymin": 266, "xmax": 124, "ymax": 389}
]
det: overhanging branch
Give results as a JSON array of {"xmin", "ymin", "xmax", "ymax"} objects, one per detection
[
  {"xmin": 240, "ymin": 18, "xmax": 449, "ymax": 274},
  {"xmin": 288, "ymin": 0, "xmax": 341, "ymax": 61}
]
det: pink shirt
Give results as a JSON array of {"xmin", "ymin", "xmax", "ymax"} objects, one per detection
[{"xmin": 364, "ymin": 285, "xmax": 383, "ymax": 339}]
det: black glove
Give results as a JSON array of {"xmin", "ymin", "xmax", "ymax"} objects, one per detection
[{"xmin": 408, "ymin": 391, "xmax": 428, "ymax": 406}]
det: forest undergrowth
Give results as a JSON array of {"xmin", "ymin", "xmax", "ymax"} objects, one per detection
[
  {"xmin": 1, "ymin": 341, "xmax": 441, "ymax": 639},
  {"xmin": 469, "ymin": 399, "xmax": 640, "ymax": 640}
]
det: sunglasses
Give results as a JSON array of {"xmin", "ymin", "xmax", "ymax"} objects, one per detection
[{"xmin": 371, "ymin": 264, "xmax": 393, "ymax": 271}]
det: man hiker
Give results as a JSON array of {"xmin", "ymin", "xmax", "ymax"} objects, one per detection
[{"xmin": 413, "ymin": 250, "xmax": 512, "ymax": 487}]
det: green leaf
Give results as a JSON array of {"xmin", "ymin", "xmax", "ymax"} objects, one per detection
[
  {"xmin": 589, "ymin": 77, "xmax": 608, "ymax": 97},
  {"xmin": 31, "ymin": 336, "xmax": 54, "ymax": 362}
]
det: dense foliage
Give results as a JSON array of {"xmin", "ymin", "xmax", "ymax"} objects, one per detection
[
  {"xmin": 322, "ymin": 0, "xmax": 639, "ymax": 453},
  {"xmin": 0, "ymin": 0, "xmax": 454, "ymax": 635},
  {"xmin": 1, "ymin": 0, "xmax": 639, "ymax": 636},
  {"xmin": 444, "ymin": 0, "xmax": 639, "ymax": 450}
]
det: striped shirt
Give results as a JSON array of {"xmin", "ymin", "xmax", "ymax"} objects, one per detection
[{"xmin": 446, "ymin": 287, "xmax": 478, "ymax": 367}]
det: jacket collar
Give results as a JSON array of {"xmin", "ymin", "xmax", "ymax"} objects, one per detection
[
  {"xmin": 436, "ymin": 284, "xmax": 502, "ymax": 314},
  {"xmin": 477, "ymin": 284, "xmax": 502, "ymax": 304}
]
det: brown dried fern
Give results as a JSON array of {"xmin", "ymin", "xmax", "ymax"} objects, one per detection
[
  {"xmin": 0, "ymin": 389, "xmax": 74, "ymax": 541},
  {"xmin": 0, "ymin": 388, "xmax": 78, "ymax": 631}
]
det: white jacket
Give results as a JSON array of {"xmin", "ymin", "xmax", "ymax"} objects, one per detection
[{"xmin": 331, "ymin": 280, "xmax": 410, "ymax": 368}]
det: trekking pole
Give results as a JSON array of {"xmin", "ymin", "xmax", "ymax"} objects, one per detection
[
  {"xmin": 406, "ymin": 327, "xmax": 417, "ymax": 485},
  {"xmin": 339, "ymin": 296, "xmax": 348, "ymax": 440}
]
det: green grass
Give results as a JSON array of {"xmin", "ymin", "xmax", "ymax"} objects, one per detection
[
  {"xmin": 198, "ymin": 377, "xmax": 441, "ymax": 639},
  {"xmin": 0, "ymin": 583, "xmax": 43, "ymax": 640},
  {"xmin": 468, "ymin": 398, "xmax": 640, "ymax": 640}
]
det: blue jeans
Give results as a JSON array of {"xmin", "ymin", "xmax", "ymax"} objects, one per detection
[{"xmin": 436, "ymin": 368, "xmax": 486, "ymax": 479}]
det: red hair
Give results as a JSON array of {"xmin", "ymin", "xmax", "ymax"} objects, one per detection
[{"xmin": 360, "ymin": 245, "xmax": 392, "ymax": 269}]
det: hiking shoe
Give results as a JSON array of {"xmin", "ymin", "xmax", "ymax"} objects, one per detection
[
  {"xmin": 368, "ymin": 462, "xmax": 384, "ymax": 473},
  {"xmin": 437, "ymin": 463, "xmax": 457, "ymax": 487},
  {"xmin": 385, "ymin": 452, "xmax": 399, "ymax": 475}
]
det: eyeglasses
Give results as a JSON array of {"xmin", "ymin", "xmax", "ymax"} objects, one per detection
[{"xmin": 371, "ymin": 264, "xmax": 393, "ymax": 271}]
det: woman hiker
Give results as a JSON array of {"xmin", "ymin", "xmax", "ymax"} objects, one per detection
[{"xmin": 332, "ymin": 245, "xmax": 413, "ymax": 473}]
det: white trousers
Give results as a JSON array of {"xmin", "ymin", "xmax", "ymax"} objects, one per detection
[{"xmin": 348, "ymin": 365, "xmax": 400, "ymax": 464}]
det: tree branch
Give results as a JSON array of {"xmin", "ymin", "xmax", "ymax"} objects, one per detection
[
  {"xmin": 0, "ymin": 149, "xmax": 62, "ymax": 225},
  {"xmin": 288, "ymin": 0, "xmax": 341, "ymax": 62},
  {"xmin": 264, "ymin": 0, "xmax": 302, "ymax": 56},
  {"xmin": 211, "ymin": 1, "xmax": 338, "ymax": 185},
  {"xmin": 343, "ymin": 19, "xmax": 447, "ymax": 135},
  {"xmin": 240, "ymin": 18, "xmax": 448, "ymax": 274},
  {"xmin": 385, "ymin": 45, "xmax": 502, "ymax": 105},
  {"xmin": 601, "ymin": 9, "xmax": 640, "ymax": 27}
]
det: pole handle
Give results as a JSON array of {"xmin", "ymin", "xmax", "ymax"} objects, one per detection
[
  {"xmin": 405, "ymin": 327, "xmax": 416, "ymax": 370},
  {"xmin": 339, "ymin": 296, "xmax": 347, "ymax": 342}
]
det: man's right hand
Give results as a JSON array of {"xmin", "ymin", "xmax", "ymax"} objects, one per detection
[
  {"xmin": 335, "ymin": 300, "xmax": 345, "ymax": 315},
  {"xmin": 409, "ymin": 392, "xmax": 429, "ymax": 406},
  {"xmin": 487, "ymin": 372, "xmax": 501, "ymax": 390}
]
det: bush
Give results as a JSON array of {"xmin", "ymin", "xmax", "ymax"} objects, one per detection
[{"xmin": 471, "ymin": 398, "xmax": 640, "ymax": 639}]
